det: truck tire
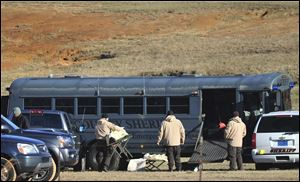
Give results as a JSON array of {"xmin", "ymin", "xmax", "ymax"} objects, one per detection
[
  {"xmin": 73, "ymin": 150, "xmax": 85, "ymax": 171},
  {"xmin": 1, "ymin": 157, "xmax": 17, "ymax": 181},
  {"xmin": 48, "ymin": 153, "xmax": 60, "ymax": 181},
  {"xmin": 73, "ymin": 161, "xmax": 82, "ymax": 171}
]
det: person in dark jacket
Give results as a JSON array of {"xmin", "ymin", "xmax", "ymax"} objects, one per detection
[{"xmin": 11, "ymin": 107, "xmax": 30, "ymax": 129}]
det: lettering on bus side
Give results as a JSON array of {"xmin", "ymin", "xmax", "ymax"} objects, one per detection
[
  {"xmin": 73, "ymin": 119, "xmax": 199, "ymax": 141},
  {"xmin": 73, "ymin": 119, "xmax": 162, "ymax": 129}
]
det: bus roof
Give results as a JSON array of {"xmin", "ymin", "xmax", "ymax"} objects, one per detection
[{"xmin": 9, "ymin": 72, "xmax": 294, "ymax": 97}]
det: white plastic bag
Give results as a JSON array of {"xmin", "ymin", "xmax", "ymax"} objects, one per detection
[{"xmin": 127, "ymin": 158, "xmax": 146, "ymax": 171}]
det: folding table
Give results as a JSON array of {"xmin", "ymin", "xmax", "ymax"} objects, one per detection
[{"xmin": 145, "ymin": 159, "xmax": 166, "ymax": 171}]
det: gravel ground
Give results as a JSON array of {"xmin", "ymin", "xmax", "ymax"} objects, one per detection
[{"xmin": 59, "ymin": 161, "xmax": 299, "ymax": 181}]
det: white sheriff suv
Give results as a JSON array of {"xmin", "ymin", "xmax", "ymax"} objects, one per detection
[{"xmin": 251, "ymin": 111, "xmax": 299, "ymax": 170}]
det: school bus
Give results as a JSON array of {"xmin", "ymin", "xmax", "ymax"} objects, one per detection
[{"xmin": 6, "ymin": 72, "xmax": 295, "ymax": 169}]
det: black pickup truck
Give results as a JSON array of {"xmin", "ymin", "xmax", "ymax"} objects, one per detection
[
  {"xmin": 1, "ymin": 114, "xmax": 79, "ymax": 181},
  {"xmin": 16, "ymin": 109, "xmax": 123, "ymax": 171}
]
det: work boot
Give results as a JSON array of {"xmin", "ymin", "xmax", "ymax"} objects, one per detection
[{"xmin": 103, "ymin": 166, "xmax": 109, "ymax": 172}]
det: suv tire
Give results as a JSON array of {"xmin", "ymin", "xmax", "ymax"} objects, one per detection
[{"xmin": 1, "ymin": 157, "xmax": 17, "ymax": 181}]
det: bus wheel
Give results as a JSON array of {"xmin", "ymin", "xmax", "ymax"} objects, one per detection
[
  {"xmin": 1, "ymin": 157, "xmax": 17, "ymax": 181},
  {"xmin": 87, "ymin": 143, "xmax": 104, "ymax": 171}
]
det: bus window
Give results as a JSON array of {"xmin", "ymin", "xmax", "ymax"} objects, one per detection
[
  {"xmin": 55, "ymin": 98, "xmax": 74, "ymax": 114},
  {"xmin": 78, "ymin": 97, "xmax": 97, "ymax": 114},
  {"xmin": 24, "ymin": 98, "xmax": 51, "ymax": 110},
  {"xmin": 170, "ymin": 96, "xmax": 189, "ymax": 114},
  {"xmin": 147, "ymin": 97, "xmax": 166, "ymax": 114},
  {"xmin": 124, "ymin": 97, "xmax": 143, "ymax": 114},
  {"xmin": 101, "ymin": 97, "xmax": 120, "ymax": 114}
]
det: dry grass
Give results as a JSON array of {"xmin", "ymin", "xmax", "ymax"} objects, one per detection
[
  {"xmin": 59, "ymin": 161, "xmax": 298, "ymax": 181},
  {"xmin": 1, "ymin": 1, "xmax": 299, "ymax": 108}
]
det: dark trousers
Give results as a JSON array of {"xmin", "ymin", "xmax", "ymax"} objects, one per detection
[
  {"xmin": 96, "ymin": 139, "xmax": 113, "ymax": 170},
  {"xmin": 166, "ymin": 146, "xmax": 181, "ymax": 171},
  {"xmin": 228, "ymin": 145, "xmax": 243, "ymax": 170}
]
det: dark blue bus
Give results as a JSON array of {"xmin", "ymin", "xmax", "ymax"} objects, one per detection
[{"xmin": 6, "ymin": 72, "xmax": 295, "ymax": 168}]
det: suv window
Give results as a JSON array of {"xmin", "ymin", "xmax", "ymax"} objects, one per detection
[
  {"xmin": 257, "ymin": 115, "xmax": 299, "ymax": 133},
  {"xmin": 23, "ymin": 113, "xmax": 63, "ymax": 129}
]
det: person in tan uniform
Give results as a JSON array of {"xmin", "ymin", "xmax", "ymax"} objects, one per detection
[
  {"xmin": 224, "ymin": 111, "xmax": 247, "ymax": 170},
  {"xmin": 95, "ymin": 113, "xmax": 123, "ymax": 172},
  {"xmin": 157, "ymin": 110, "xmax": 185, "ymax": 171}
]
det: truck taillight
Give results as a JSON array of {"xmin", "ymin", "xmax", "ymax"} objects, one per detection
[
  {"xmin": 251, "ymin": 133, "xmax": 256, "ymax": 149},
  {"xmin": 30, "ymin": 109, "xmax": 43, "ymax": 115}
]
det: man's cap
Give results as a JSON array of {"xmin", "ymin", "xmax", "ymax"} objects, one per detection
[
  {"xmin": 13, "ymin": 107, "xmax": 21, "ymax": 117},
  {"xmin": 101, "ymin": 113, "xmax": 108, "ymax": 118},
  {"xmin": 167, "ymin": 110, "xmax": 174, "ymax": 116},
  {"xmin": 233, "ymin": 111, "xmax": 239, "ymax": 117}
]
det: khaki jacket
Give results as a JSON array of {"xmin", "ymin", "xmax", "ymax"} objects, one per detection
[
  {"xmin": 157, "ymin": 115, "xmax": 185, "ymax": 146},
  {"xmin": 95, "ymin": 118, "xmax": 123, "ymax": 139},
  {"xmin": 224, "ymin": 116, "xmax": 247, "ymax": 147}
]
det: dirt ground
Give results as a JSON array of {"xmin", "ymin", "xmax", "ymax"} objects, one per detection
[
  {"xmin": 1, "ymin": 2, "xmax": 299, "ymax": 98},
  {"xmin": 59, "ymin": 161, "xmax": 299, "ymax": 181}
]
